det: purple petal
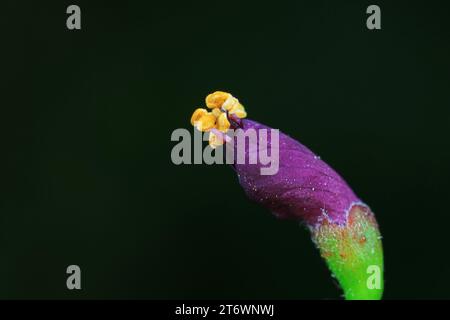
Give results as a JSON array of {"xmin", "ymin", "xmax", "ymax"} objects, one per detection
[{"xmin": 232, "ymin": 119, "xmax": 363, "ymax": 227}]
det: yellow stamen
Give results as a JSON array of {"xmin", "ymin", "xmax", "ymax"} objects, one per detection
[
  {"xmin": 190, "ymin": 108, "xmax": 208, "ymax": 126},
  {"xmin": 195, "ymin": 113, "xmax": 216, "ymax": 131},
  {"xmin": 211, "ymin": 108, "xmax": 222, "ymax": 118},
  {"xmin": 208, "ymin": 131, "xmax": 225, "ymax": 148},
  {"xmin": 217, "ymin": 113, "xmax": 231, "ymax": 132},
  {"xmin": 229, "ymin": 103, "xmax": 247, "ymax": 118},
  {"xmin": 205, "ymin": 91, "xmax": 230, "ymax": 109},
  {"xmin": 221, "ymin": 95, "xmax": 239, "ymax": 111},
  {"xmin": 190, "ymin": 91, "xmax": 248, "ymax": 147}
]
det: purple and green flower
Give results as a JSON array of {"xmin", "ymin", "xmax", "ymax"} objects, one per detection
[{"xmin": 190, "ymin": 91, "xmax": 384, "ymax": 300}]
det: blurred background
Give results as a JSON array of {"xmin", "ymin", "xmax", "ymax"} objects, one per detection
[{"xmin": 2, "ymin": 0, "xmax": 450, "ymax": 299}]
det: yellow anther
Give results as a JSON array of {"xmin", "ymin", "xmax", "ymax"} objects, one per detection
[
  {"xmin": 229, "ymin": 103, "xmax": 247, "ymax": 118},
  {"xmin": 221, "ymin": 95, "xmax": 246, "ymax": 118},
  {"xmin": 208, "ymin": 131, "xmax": 225, "ymax": 149},
  {"xmin": 190, "ymin": 108, "xmax": 208, "ymax": 126},
  {"xmin": 196, "ymin": 113, "xmax": 216, "ymax": 131},
  {"xmin": 191, "ymin": 91, "xmax": 248, "ymax": 147},
  {"xmin": 221, "ymin": 95, "xmax": 238, "ymax": 111},
  {"xmin": 217, "ymin": 112, "xmax": 231, "ymax": 132},
  {"xmin": 205, "ymin": 91, "xmax": 230, "ymax": 109},
  {"xmin": 211, "ymin": 108, "xmax": 222, "ymax": 118}
]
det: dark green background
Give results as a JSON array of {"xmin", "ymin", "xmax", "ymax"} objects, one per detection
[{"xmin": 3, "ymin": 0, "xmax": 450, "ymax": 299}]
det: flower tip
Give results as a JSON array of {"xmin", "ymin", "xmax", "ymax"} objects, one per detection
[{"xmin": 190, "ymin": 91, "xmax": 247, "ymax": 147}]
